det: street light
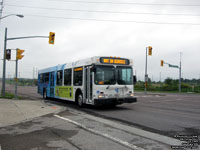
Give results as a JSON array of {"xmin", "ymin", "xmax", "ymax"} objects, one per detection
[
  {"xmin": 1, "ymin": 14, "xmax": 24, "ymax": 97},
  {"xmin": 0, "ymin": 14, "xmax": 24, "ymax": 20}
]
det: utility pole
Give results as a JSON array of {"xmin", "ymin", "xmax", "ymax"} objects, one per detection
[
  {"xmin": 33, "ymin": 67, "xmax": 35, "ymax": 79},
  {"xmin": 179, "ymin": 52, "xmax": 182, "ymax": 93},
  {"xmin": 36, "ymin": 68, "xmax": 38, "ymax": 79}
]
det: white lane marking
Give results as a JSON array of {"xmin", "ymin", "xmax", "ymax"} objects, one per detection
[
  {"xmin": 0, "ymin": 144, "xmax": 2, "ymax": 150},
  {"xmin": 54, "ymin": 115, "xmax": 144, "ymax": 150},
  {"xmin": 149, "ymin": 101, "xmax": 160, "ymax": 103},
  {"xmin": 150, "ymin": 99, "xmax": 182, "ymax": 103}
]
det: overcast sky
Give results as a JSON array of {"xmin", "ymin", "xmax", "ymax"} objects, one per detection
[{"xmin": 0, "ymin": 0, "xmax": 200, "ymax": 81}]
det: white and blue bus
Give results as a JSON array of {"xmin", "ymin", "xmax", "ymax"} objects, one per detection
[{"xmin": 38, "ymin": 56, "xmax": 137, "ymax": 107}]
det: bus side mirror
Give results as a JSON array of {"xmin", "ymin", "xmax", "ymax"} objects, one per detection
[{"xmin": 133, "ymin": 75, "xmax": 137, "ymax": 85}]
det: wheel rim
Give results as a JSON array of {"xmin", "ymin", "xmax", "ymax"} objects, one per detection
[{"xmin": 78, "ymin": 95, "xmax": 83, "ymax": 106}]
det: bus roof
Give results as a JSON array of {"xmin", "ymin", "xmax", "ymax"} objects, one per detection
[{"xmin": 38, "ymin": 56, "xmax": 133, "ymax": 74}]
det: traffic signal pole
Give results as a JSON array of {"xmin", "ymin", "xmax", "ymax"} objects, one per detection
[
  {"xmin": 179, "ymin": 53, "xmax": 182, "ymax": 93},
  {"xmin": 144, "ymin": 47, "xmax": 148, "ymax": 94},
  {"xmin": 1, "ymin": 28, "xmax": 7, "ymax": 97},
  {"xmin": 144, "ymin": 46, "xmax": 152, "ymax": 94},
  {"xmin": 1, "ymin": 27, "xmax": 51, "ymax": 97},
  {"xmin": 160, "ymin": 53, "xmax": 182, "ymax": 93},
  {"xmin": 15, "ymin": 58, "xmax": 18, "ymax": 99}
]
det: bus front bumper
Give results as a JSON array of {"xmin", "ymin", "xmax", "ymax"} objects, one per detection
[{"xmin": 94, "ymin": 97, "xmax": 137, "ymax": 106}]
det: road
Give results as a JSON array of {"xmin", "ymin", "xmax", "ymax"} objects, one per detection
[{"xmin": 3, "ymin": 83, "xmax": 200, "ymax": 137}]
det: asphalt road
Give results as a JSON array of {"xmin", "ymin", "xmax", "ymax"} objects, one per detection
[{"xmin": 2, "ymin": 84, "xmax": 200, "ymax": 138}]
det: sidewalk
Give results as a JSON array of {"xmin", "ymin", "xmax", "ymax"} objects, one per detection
[{"xmin": 0, "ymin": 99, "xmax": 65, "ymax": 127}]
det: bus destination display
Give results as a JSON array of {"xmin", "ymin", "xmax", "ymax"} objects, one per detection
[{"xmin": 100, "ymin": 57, "xmax": 129, "ymax": 65}]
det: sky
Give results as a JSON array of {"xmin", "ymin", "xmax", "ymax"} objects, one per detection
[{"xmin": 0, "ymin": 0, "xmax": 200, "ymax": 81}]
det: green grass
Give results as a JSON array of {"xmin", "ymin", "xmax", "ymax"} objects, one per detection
[{"xmin": 0, "ymin": 92, "xmax": 23, "ymax": 99}]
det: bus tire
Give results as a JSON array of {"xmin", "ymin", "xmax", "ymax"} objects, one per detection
[
  {"xmin": 77, "ymin": 94, "xmax": 84, "ymax": 107},
  {"xmin": 43, "ymin": 89, "xmax": 48, "ymax": 99}
]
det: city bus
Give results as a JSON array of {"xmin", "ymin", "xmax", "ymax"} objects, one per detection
[{"xmin": 38, "ymin": 56, "xmax": 137, "ymax": 107}]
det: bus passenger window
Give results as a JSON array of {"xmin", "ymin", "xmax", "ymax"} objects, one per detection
[
  {"xmin": 57, "ymin": 70, "xmax": 63, "ymax": 86},
  {"xmin": 73, "ymin": 67, "xmax": 83, "ymax": 86},
  {"xmin": 45, "ymin": 73, "xmax": 49, "ymax": 83},
  {"xmin": 40, "ymin": 74, "xmax": 43, "ymax": 83},
  {"xmin": 64, "ymin": 69, "xmax": 72, "ymax": 85}
]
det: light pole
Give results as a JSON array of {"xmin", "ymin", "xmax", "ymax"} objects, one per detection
[{"xmin": 1, "ymin": 14, "xmax": 24, "ymax": 97}]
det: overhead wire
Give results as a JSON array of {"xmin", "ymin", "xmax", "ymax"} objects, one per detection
[
  {"xmin": 3, "ymin": 1, "xmax": 200, "ymax": 25},
  {"xmin": 4, "ymin": 4, "xmax": 200, "ymax": 17},
  {"xmin": 47, "ymin": 0, "xmax": 200, "ymax": 7},
  {"xmin": 3, "ymin": 13, "xmax": 200, "ymax": 25}
]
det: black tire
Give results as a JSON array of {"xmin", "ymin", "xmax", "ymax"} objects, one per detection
[{"xmin": 77, "ymin": 94, "xmax": 84, "ymax": 107}]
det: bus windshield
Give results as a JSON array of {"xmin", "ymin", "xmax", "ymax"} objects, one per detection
[
  {"xmin": 117, "ymin": 66, "xmax": 132, "ymax": 85},
  {"xmin": 95, "ymin": 66, "xmax": 116, "ymax": 85}
]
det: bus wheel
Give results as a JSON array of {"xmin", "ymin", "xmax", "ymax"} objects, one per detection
[
  {"xmin": 43, "ymin": 89, "xmax": 47, "ymax": 99},
  {"xmin": 77, "ymin": 94, "xmax": 84, "ymax": 107}
]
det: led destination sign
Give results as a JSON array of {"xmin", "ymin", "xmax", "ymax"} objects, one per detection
[{"xmin": 100, "ymin": 57, "xmax": 129, "ymax": 65}]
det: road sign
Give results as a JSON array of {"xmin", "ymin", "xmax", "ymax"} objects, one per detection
[{"xmin": 169, "ymin": 64, "xmax": 179, "ymax": 68}]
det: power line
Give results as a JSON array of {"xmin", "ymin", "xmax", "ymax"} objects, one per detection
[
  {"xmin": 4, "ymin": 13, "xmax": 200, "ymax": 25},
  {"xmin": 48, "ymin": 0, "xmax": 200, "ymax": 7},
  {"xmin": 5, "ymin": 4, "xmax": 200, "ymax": 17}
]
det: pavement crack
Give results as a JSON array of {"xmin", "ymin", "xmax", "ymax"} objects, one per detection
[{"xmin": 10, "ymin": 101, "xmax": 28, "ymax": 121}]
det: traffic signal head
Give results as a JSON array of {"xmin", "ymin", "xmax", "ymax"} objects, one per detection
[
  {"xmin": 16, "ymin": 49, "xmax": 25, "ymax": 60},
  {"xmin": 6, "ymin": 49, "xmax": 11, "ymax": 60},
  {"xmin": 148, "ymin": 46, "xmax": 152, "ymax": 56},
  {"xmin": 161, "ymin": 60, "xmax": 164, "ymax": 67},
  {"xmin": 49, "ymin": 32, "xmax": 55, "ymax": 44}
]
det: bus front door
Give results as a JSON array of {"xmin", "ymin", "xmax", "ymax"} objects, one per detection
[{"xmin": 85, "ymin": 66, "xmax": 93, "ymax": 103}]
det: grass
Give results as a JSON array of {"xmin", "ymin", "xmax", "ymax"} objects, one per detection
[
  {"xmin": 0, "ymin": 92, "xmax": 23, "ymax": 99},
  {"xmin": 134, "ymin": 89, "xmax": 200, "ymax": 94}
]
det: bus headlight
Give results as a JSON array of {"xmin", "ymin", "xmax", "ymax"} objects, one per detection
[
  {"xmin": 128, "ymin": 91, "xmax": 134, "ymax": 97},
  {"xmin": 98, "ymin": 92, "xmax": 105, "ymax": 98}
]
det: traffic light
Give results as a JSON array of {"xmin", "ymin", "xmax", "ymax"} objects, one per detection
[
  {"xmin": 148, "ymin": 46, "xmax": 152, "ymax": 56},
  {"xmin": 161, "ymin": 60, "xmax": 164, "ymax": 67},
  {"xmin": 49, "ymin": 32, "xmax": 55, "ymax": 44},
  {"xmin": 16, "ymin": 49, "xmax": 25, "ymax": 60},
  {"xmin": 6, "ymin": 49, "xmax": 11, "ymax": 60}
]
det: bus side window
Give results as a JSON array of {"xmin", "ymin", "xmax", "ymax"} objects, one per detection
[
  {"xmin": 45, "ymin": 73, "xmax": 49, "ymax": 83},
  {"xmin": 73, "ymin": 67, "xmax": 83, "ymax": 86},
  {"xmin": 64, "ymin": 69, "xmax": 72, "ymax": 85},
  {"xmin": 57, "ymin": 70, "xmax": 63, "ymax": 86},
  {"xmin": 40, "ymin": 74, "xmax": 43, "ymax": 83}
]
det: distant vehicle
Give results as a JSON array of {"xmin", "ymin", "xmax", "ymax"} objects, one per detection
[{"xmin": 38, "ymin": 56, "xmax": 137, "ymax": 107}]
